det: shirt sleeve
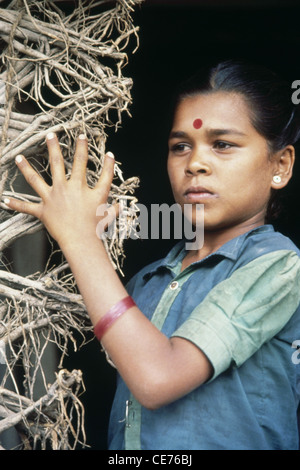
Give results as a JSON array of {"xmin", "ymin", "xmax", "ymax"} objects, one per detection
[{"xmin": 171, "ymin": 249, "xmax": 300, "ymax": 380}]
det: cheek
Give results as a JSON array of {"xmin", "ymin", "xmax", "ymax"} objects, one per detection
[
  {"xmin": 167, "ymin": 160, "xmax": 182, "ymax": 192},
  {"xmin": 167, "ymin": 157, "xmax": 174, "ymax": 179},
  {"xmin": 234, "ymin": 162, "xmax": 273, "ymax": 202}
]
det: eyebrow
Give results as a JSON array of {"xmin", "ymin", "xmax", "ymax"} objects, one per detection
[
  {"xmin": 169, "ymin": 131, "xmax": 189, "ymax": 139},
  {"xmin": 207, "ymin": 128, "xmax": 247, "ymax": 137},
  {"xmin": 169, "ymin": 128, "xmax": 247, "ymax": 139}
]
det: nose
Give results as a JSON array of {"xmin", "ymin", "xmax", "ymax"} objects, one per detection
[{"xmin": 185, "ymin": 149, "xmax": 212, "ymax": 176}]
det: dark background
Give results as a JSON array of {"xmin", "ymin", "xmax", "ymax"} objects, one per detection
[{"xmin": 63, "ymin": 0, "xmax": 300, "ymax": 449}]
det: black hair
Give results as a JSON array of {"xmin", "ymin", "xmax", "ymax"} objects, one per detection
[{"xmin": 171, "ymin": 59, "xmax": 300, "ymax": 221}]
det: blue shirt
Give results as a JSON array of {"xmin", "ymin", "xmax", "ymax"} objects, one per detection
[{"xmin": 108, "ymin": 225, "xmax": 300, "ymax": 450}]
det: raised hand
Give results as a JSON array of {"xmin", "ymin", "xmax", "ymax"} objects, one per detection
[
  {"xmin": 4, "ymin": 133, "xmax": 213, "ymax": 411},
  {"xmin": 4, "ymin": 132, "xmax": 116, "ymax": 248}
]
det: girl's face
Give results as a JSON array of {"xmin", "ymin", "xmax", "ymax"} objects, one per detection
[{"xmin": 167, "ymin": 91, "xmax": 282, "ymax": 235}]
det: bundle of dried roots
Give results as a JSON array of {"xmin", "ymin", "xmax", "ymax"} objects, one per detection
[{"xmin": 0, "ymin": 0, "xmax": 142, "ymax": 449}]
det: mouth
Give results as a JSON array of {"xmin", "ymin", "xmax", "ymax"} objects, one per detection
[{"xmin": 183, "ymin": 186, "xmax": 217, "ymax": 202}]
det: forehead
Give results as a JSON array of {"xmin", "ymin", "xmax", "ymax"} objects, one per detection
[{"xmin": 173, "ymin": 91, "xmax": 253, "ymax": 131}]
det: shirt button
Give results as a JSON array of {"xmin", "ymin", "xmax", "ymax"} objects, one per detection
[{"xmin": 170, "ymin": 281, "xmax": 179, "ymax": 290}]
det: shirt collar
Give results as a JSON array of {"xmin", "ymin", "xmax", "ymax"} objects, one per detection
[{"xmin": 142, "ymin": 224, "xmax": 275, "ymax": 280}]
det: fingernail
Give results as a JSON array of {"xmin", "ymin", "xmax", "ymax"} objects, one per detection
[
  {"xmin": 78, "ymin": 134, "xmax": 87, "ymax": 140},
  {"xmin": 3, "ymin": 198, "xmax": 10, "ymax": 205},
  {"xmin": 106, "ymin": 151, "xmax": 114, "ymax": 159},
  {"xmin": 46, "ymin": 132, "xmax": 56, "ymax": 140},
  {"xmin": 15, "ymin": 155, "xmax": 23, "ymax": 163}
]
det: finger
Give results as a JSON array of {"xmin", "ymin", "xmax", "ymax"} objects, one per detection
[
  {"xmin": 95, "ymin": 152, "xmax": 115, "ymax": 199},
  {"xmin": 15, "ymin": 155, "xmax": 49, "ymax": 199},
  {"xmin": 46, "ymin": 132, "xmax": 66, "ymax": 183},
  {"xmin": 70, "ymin": 134, "xmax": 89, "ymax": 182},
  {"xmin": 4, "ymin": 197, "xmax": 42, "ymax": 219}
]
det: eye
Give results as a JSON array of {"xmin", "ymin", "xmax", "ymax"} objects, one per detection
[
  {"xmin": 213, "ymin": 140, "xmax": 235, "ymax": 151},
  {"xmin": 169, "ymin": 142, "xmax": 191, "ymax": 154}
]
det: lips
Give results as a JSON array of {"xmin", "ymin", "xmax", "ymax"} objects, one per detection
[
  {"xmin": 183, "ymin": 186, "xmax": 217, "ymax": 201},
  {"xmin": 184, "ymin": 186, "xmax": 217, "ymax": 203}
]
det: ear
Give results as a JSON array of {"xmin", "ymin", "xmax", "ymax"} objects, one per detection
[{"xmin": 271, "ymin": 145, "xmax": 295, "ymax": 190}]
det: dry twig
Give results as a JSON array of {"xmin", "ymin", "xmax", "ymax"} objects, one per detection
[{"xmin": 0, "ymin": 0, "xmax": 142, "ymax": 449}]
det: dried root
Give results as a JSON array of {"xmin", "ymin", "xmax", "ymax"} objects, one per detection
[{"xmin": 0, "ymin": 0, "xmax": 143, "ymax": 450}]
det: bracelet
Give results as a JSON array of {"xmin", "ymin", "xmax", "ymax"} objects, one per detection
[{"xmin": 94, "ymin": 296, "xmax": 136, "ymax": 341}]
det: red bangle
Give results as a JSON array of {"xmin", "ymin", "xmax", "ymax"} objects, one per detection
[{"xmin": 94, "ymin": 296, "xmax": 136, "ymax": 341}]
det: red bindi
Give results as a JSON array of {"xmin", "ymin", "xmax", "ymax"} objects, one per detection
[{"xmin": 193, "ymin": 118, "xmax": 203, "ymax": 129}]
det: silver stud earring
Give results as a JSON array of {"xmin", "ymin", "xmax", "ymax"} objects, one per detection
[{"xmin": 273, "ymin": 175, "xmax": 282, "ymax": 184}]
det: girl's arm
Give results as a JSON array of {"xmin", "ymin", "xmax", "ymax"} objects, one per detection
[{"xmin": 5, "ymin": 133, "xmax": 212, "ymax": 410}]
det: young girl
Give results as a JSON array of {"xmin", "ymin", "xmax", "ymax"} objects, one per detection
[{"xmin": 4, "ymin": 60, "xmax": 300, "ymax": 450}]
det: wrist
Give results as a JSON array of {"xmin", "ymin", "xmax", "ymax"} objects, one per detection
[
  {"xmin": 57, "ymin": 230, "xmax": 126, "ymax": 320},
  {"xmin": 56, "ymin": 228, "xmax": 101, "ymax": 253}
]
